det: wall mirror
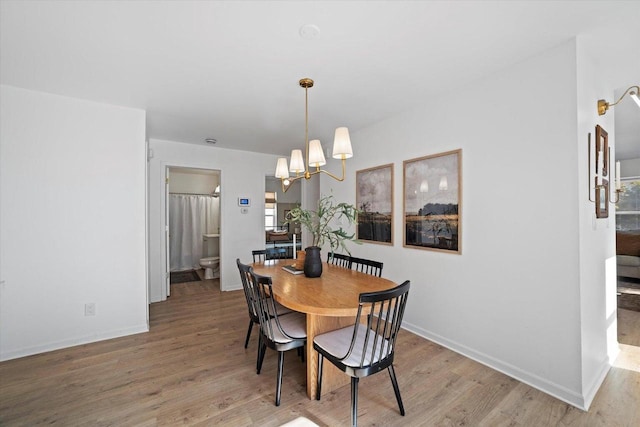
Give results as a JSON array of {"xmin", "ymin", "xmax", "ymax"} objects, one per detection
[
  {"xmin": 264, "ymin": 176, "xmax": 302, "ymax": 257},
  {"xmin": 595, "ymin": 125, "xmax": 609, "ymax": 218}
]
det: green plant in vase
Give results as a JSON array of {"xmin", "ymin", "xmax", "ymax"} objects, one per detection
[{"xmin": 285, "ymin": 194, "xmax": 359, "ymax": 277}]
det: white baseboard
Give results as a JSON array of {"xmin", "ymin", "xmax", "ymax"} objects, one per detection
[
  {"xmin": 582, "ymin": 353, "xmax": 614, "ymax": 410},
  {"xmin": 401, "ymin": 320, "xmax": 589, "ymax": 410},
  {"xmin": 0, "ymin": 323, "xmax": 149, "ymax": 362}
]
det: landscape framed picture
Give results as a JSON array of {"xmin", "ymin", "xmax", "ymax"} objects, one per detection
[
  {"xmin": 403, "ymin": 149, "xmax": 461, "ymax": 253},
  {"xmin": 356, "ymin": 163, "xmax": 393, "ymax": 245}
]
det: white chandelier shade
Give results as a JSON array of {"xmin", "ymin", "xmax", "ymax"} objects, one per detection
[
  {"xmin": 308, "ymin": 140, "xmax": 326, "ymax": 167},
  {"xmin": 332, "ymin": 127, "xmax": 353, "ymax": 159},
  {"xmin": 275, "ymin": 158, "xmax": 289, "ymax": 179},
  {"xmin": 289, "ymin": 149, "xmax": 305, "ymax": 173}
]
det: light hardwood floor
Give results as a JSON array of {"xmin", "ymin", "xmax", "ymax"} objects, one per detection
[{"xmin": 1, "ymin": 277, "xmax": 638, "ymax": 426}]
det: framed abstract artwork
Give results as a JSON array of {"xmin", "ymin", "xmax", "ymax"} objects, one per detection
[
  {"xmin": 356, "ymin": 163, "xmax": 393, "ymax": 245},
  {"xmin": 403, "ymin": 149, "xmax": 461, "ymax": 253}
]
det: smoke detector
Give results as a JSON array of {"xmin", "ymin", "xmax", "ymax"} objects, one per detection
[{"xmin": 299, "ymin": 24, "xmax": 320, "ymax": 40}]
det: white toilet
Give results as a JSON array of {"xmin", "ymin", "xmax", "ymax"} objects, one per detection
[{"xmin": 199, "ymin": 256, "xmax": 220, "ymax": 279}]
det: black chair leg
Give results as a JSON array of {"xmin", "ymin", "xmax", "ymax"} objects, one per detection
[
  {"xmin": 351, "ymin": 377, "xmax": 359, "ymax": 427},
  {"xmin": 257, "ymin": 341, "xmax": 267, "ymax": 374},
  {"xmin": 275, "ymin": 351, "xmax": 284, "ymax": 406},
  {"xmin": 388, "ymin": 365, "xmax": 405, "ymax": 416},
  {"xmin": 256, "ymin": 334, "xmax": 263, "ymax": 373},
  {"xmin": 316, "ymin": 353, "xmax": 324, "ymax": 400},
  {"xmin": 244, "ymin": 320, "xmax": 254, "ymax": 349}
]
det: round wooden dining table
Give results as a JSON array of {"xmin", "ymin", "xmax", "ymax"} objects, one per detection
[{"xmin": 251, "ymin": 259, "xmax": 397, "ymax": 399}]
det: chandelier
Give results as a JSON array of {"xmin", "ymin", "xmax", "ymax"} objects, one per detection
[{"xmin": 274, "ymin": 78, "xmax": 353, "ymax": 192}]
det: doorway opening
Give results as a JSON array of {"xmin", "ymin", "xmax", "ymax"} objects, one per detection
[
  {"xmin": 612, "ymin": 85, "xmax": 640, "ymax": 359},
  {"xmin": 166, "ymin": 167, "xmax": 221, "ymax": 297}
]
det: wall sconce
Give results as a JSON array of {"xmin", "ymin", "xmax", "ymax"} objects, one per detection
[
  {"xmin": 588, "ymin": 125, "xmax": 622, "ymax": 218},
  {"xmin": 597, "ymin": 85, "xmax": 640, "ymax": 115},
  {"xmin": 212, "ymin": 185, "xmax": 220, "ymax": 198}
]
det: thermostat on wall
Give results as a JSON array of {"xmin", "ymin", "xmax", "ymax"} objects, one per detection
[{"xmin": 238, "ymin": 197, "xmax": 251, "ymax": 207}]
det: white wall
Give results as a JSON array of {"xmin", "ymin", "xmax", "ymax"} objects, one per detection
[
  {"xmin": 0, "ymin": 85, "xmax": 148, "ymax": 361},
  {"xmin": 322, "ymin": 39, "xmax": 611, "ymax": 409},
  {"xmin": 575, "ymin": 34, "xmax": 618, "ymax": 409},
  {"xmin": 147, "ymin": 139, "xmax": 282, "ymax": 301}
]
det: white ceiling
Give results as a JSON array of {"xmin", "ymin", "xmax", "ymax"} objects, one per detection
[{"xmin": 1, "ymin": 1, "xmax": 638, "ymax": 159}]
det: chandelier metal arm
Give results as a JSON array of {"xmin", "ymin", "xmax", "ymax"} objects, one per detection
[
  {"xmin": 316, "ymin": 158, "xmax": 347, "ymax": 182},
  {"xmin": 279, "ymin": 158, "xmax": 347, "ymax": 192}
]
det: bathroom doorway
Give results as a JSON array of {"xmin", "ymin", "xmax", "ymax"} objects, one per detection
[{"xmin": 166, "ymin": 167, "xmax": 221, "ymax": 296}]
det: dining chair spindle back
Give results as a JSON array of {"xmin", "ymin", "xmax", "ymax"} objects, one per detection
[
  {"xmin": 267, "ymin": 247, "xmax": 288, "ymax": 260},
  {"xmin": 350, "ymin": 257, "xmax": 383, "ymax": 277},
  {"xmin": 313, "ymin": 280, "xmax": 410, "ymax": 427},
  {"xmin": 236, "ymin": 259, "xmax": 291, "ymax": 359},
  {"xmin": 327, "ymin": 252, "xmax": 352, "ymax": 268},
  {"xmin": 252, "ymin": 249, "xmax": 268, "ymax": 263},
  {"xmin": 250, "ymin": 271, "xmax": 307, "ymax": 406}
]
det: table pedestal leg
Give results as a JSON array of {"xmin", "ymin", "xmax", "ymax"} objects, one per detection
[{"xmin": 306, "ymin": 314, "xmax": 355, "ymax": 399}]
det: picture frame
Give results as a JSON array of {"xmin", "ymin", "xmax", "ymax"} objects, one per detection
[
  {"xmin": 356, "ymin": 163, "xmax": 393, "ymax": 245},
  {"xmin": 595, "ymin": 183, "xmax": 608, "ymax": 218},
  {"xmin": 403, "ymin": 149, "xmax": 461, "ymax": 253},
  {"xmin": 595, "ymin": 125, "xmax": 609, "ymax": 218}
]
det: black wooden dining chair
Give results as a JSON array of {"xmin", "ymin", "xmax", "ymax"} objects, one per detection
[
  {"xmin": 252, "ymin": 249, "xmax": 268, "ymax": 263},
  {"xmin": 350, "ymin": 257, "xmax": 383, "ymax": 277},
  {"xmin": 313, "ymin": 280, "xmax": 410, "ymax": 427},
  {"xmin": 327, "ymin": 252, "xmax": 352, "ymax": 268},
  {"xmin": 236, "ymin": 259, "xmax": 291, "ymax": 356},
  {"xmin": 250, "ymin": 270, "xmax": 307, "ymax": 406},
  {"xmin": 266, "ymin": 247, "xmax": 288, "ymax": 260}
]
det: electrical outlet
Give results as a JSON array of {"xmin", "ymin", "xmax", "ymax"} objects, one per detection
[{"xmin": 85, "ymin": 303, "xmax": 96, "ymax": 316}]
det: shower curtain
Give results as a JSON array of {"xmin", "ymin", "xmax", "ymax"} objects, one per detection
[{"xmin": 169, "ymin": 194, "xmax": 218, "ymax": 272}]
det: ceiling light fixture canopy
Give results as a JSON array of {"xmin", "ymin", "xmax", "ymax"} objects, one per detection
[
  {"xmin": 275, "ymin": 78, "xmax": 353, "ymax": 192},
  {"xmin": 597, "ymin": 85, "xmax": 640, "ymax": 115}
]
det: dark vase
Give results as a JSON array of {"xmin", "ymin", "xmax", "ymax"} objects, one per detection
[{"xmin": 303, "ymin": 246, "xmax": 323, "ymax": 278}]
